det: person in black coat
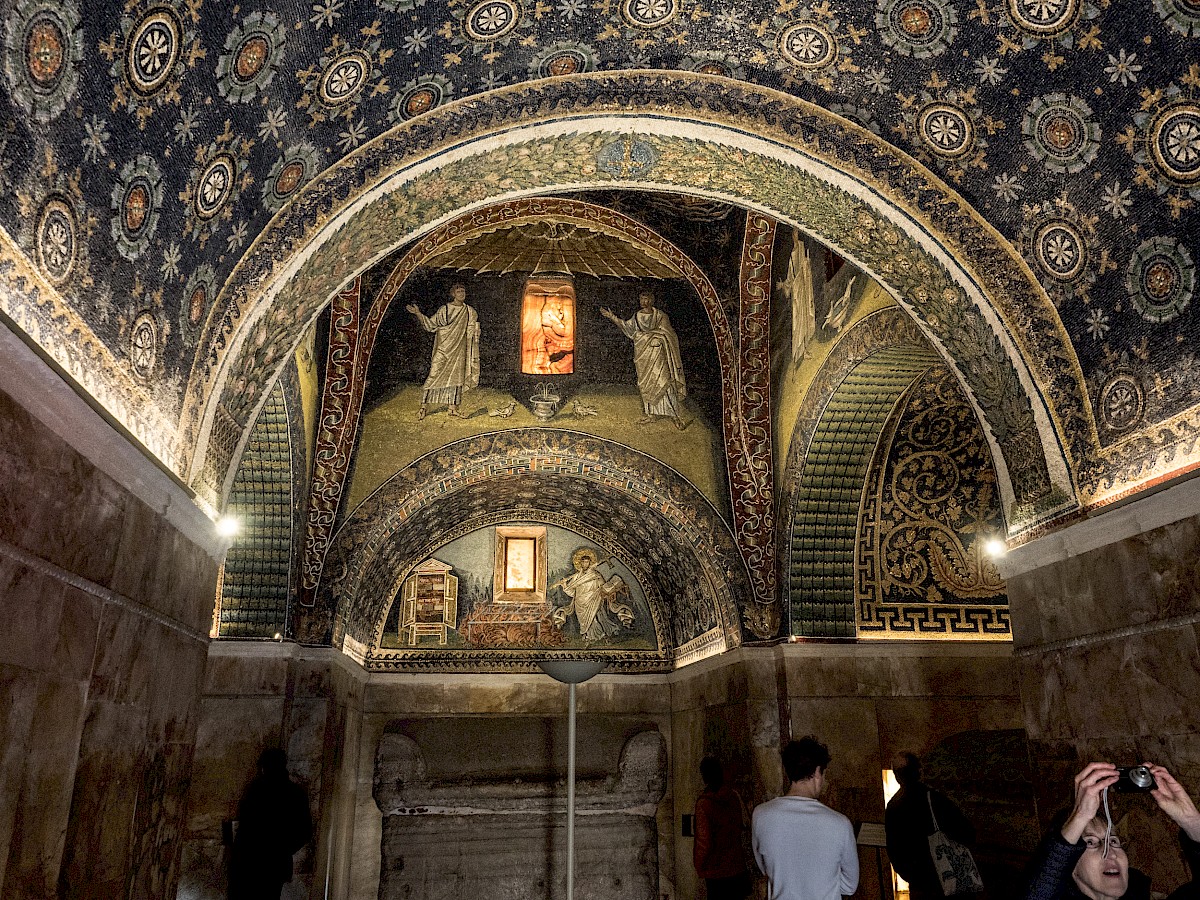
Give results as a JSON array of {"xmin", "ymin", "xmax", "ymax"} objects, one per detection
[
  {"xmin": 1024, "ymin": 762, "xmax": 1200, "ymax": 900},
  {"xmin": 885, "ymin": 751, "xmax": 979, "ymax": 900},
  {"xmin": 228, "ymin": 748, "xmax": 314, "ymax": 900}
]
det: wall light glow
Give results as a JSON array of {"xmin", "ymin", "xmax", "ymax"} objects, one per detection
[
  {"xmin": 215, "ymin": 516, "xmax": 240, "ymax": 538},
  {"xmin": 882, "ymin": 769, "xmax": 910, "ymax": 899},
  {"xmin": 984, "ymin": 538, "xmax": 1007, "ymax": 558}
]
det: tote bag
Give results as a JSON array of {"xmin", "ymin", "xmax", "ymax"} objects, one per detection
[{"xmin": 927, "ymin": 791, "xmax": 984, "ymax": 896}]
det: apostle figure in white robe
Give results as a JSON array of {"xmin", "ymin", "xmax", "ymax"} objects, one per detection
[
  {"xmin": 601, "ymin": 291, "xmax": 689, "ymax": 430},
  {"xmin": 552, "ymin": 548, "xmax": 634, "ymax": 642},
  {"xmin": 406, "ymin": 283, "xmax": 480, "ymax": 419}
]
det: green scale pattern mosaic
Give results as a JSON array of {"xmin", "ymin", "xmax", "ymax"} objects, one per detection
[
  {"xmin": 789, "ymin": 348, "xmax": 939, "ymax": 637},
  {"xmin": 219, "ymin": 382, "xmax": 294, "ymax": 638}
]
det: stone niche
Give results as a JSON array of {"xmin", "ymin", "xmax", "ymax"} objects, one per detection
[{"xmin": 373, "ymin": 716, "xmax": 667, "ymax": 900}]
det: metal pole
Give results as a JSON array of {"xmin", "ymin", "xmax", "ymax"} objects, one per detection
[
  {"xmin": 567, "ymin": 679, "xmax": 577, "ymax": 900},
  {"xmin": 324, "ymin": 823, "xmax": 333, "ymax": 900}
]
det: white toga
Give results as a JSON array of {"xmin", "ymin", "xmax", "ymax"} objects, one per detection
[
  {"xmin": 613, "ymin": 307, "xmax": 687, "ymax": 418},
  {"xmin": 413, "ymin": 302, "xmax": 480, "ymax": 406},
  {"xmin": 561, "ymin": 568, "xmax": 607, "ymax": 640}
]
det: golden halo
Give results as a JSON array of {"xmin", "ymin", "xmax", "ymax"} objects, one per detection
[{"xmin": 571, "ymin": 547, "xmax": 599, "ymax": 568}]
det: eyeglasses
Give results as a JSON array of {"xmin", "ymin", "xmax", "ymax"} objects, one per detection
[{"xmin": 1082, "ymin": 836, "xmax": 1124, "ymax": 851}]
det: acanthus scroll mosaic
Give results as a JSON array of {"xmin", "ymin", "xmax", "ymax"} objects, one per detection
[{"xmin": 856, "ymin": 367, "xmax": 1010, "ymax": 640}]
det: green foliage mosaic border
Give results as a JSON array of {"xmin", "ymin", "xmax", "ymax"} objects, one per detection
[{"xmin": 184, "ymin": 77, "xmax": 1079, "ymax": 531}]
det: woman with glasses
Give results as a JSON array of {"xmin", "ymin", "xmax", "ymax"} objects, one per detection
[{"xmin": 1024, "ymin": 762, "xmax": 1200, "ymax": 900}]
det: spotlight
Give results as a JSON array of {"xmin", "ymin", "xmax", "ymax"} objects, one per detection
[
  {"xmin": 215, "ymin": 516, "xmax": 240, "ymax": 537},
  {"xmin": 984, "ymin": 538, "xmax": 1007, "ymax": 558}
]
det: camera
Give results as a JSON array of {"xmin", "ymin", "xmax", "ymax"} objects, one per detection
[{"xmin": 1114, "ymin": 765, "xmax": 1157, "ymax": 793}]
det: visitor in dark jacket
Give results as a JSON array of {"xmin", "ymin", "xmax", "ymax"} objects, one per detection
[
  {"xmin": 694, "ymin": 756, "xmax": 751, "ymax": 900},
  {"xmin": 885, "ymin": 750, "xmax": 979, "ymax": 900},
  {"xmin": 1024, "ymin": 762, "xmax": 1200, "ymax": 900}
]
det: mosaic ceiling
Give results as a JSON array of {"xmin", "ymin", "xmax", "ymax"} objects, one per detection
[{"xmin": 2, "ymin": 0, "xmax": 1199, "ymax": 510}]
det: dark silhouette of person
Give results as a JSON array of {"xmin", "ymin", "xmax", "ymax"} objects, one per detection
[
  {"xmin": 694, "ymin": 756, "xmax": 752, "ymax": 900},
  {"xmin": 885, "ymin": 750, "xmax": 978, "ymax": 900},
  {"xmin": 229, "ymin": 748, "xmax": 313, "ymax": 900}
]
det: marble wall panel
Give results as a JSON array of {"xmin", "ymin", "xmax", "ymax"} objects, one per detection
[
  {"xmin": 0, "ymin": 386, "xmax": 216, "ymax": 900},
  {"xmin": 1143, "ymin": 519, "xmax": 1200, "ymax": 619},
  {"xmin": 57, "ymin": 606, "xmax": 204, "ymax": 900},
  {"xmin": 1011, "ymin": 508, "xmax": 1200, "ymax": 895},
  {"xmin": 110, "ymin": 502, "xmax": 219, "ymax": 634},
  {"xmin": 1008, "ymin": 523, "xmax": 1196, "ymax": 650},
  {"xmin": 0, "ymin": 674, "xmax": 87, "ymax": 900},
  {"xmin": 57, "ymin": 696, "xmax": 147, "ymax": 899},
  {"xmin": 0, "ymin": 560, "xmax": 67, "ymax": 671},
  {"xmin": 181, "ymin": 646, "xmax": 367, "ymax": 900},
  {"xmin": 874, "ymin": 697, "xmax": 1025, "ymax": 762},
  {"xmin": 0, "ymin": 671, "xmax": 36, "ymax": 890},
  {"xmin": 0, "ymin": 393, "xmax": 124, "ymax": 588},
  {"xmin": 788, "ymin": 696, "xmax": 882, "ymax": 820},
  {"xmin": 201, "ymin": 647, "xmax": 292, "ymax": 696}
]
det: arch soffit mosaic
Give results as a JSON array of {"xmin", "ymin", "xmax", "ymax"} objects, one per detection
[
  {"xmin": 322, "ymin": 430, "xmax": 754, "ymax": 648},
  {"xmin": 180, "ymin": 75, "xmax": 1088, "ymax": 532},
  {"xmin": 363, "ymin": 505, "xmax": 678, "ymax": 674},
  {"xmin": 781, "ymin": 308, "xmax": 939, "ymax": 530}
]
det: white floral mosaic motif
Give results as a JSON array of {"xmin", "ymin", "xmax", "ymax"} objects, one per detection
[
  {"xmin": 1099, "ymin": 373, "xmax": 1145, "ymax": 432},
  {"xmin": 1035, "ymin": 222, "xmax": 1085, "ymax": 281},
  {"xmin": 195, "ymin": 154, "xmax": 236, "ymax": 220},
  {"xmin": 1155, "ymin": 107, "xmax": 1200, "ymax": 181},
  {"xmin": 778, "ymin": 22, "xmax": 837, "ymax": 69},
  {"xmin": 919, "ymin": 104, "xmax": 973, "ymax": 157},
  {"xmin": 35, "ymin": 197, "xmax": 75, "ymax": 283},
  {"xmin": 126, "ymin": 7, "xmax": 182, "ymax": 94},
  {"xmin": 622, "ymin": 0, "xmax": 678, "ymax": 28},
  {"xmin": 130, "ymin": 312, "xmax": 158, "ymax": 378},
  {"xmin": 1007, "ymin": 0, "xmax": 1080, "ymax": 34},
  {"xmin": 465, "ymin": 0, "xmax": 520, "ymax": 40},
  {"xmin": 319, "ymin": 52, "xmax": 369, "ymax": 104}
]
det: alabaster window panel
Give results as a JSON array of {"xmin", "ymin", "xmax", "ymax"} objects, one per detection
[{"xmin": 494, "ymin": 525, "xmax": 549, "ymax": 604}]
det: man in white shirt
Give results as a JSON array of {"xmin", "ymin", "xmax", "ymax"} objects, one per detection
[{"xmin": 752, "ymin": 736, "xmax": 859, "ymax": 900}]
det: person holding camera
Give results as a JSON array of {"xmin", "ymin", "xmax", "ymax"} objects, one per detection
[{"xmin": 1024, "ymin": 762, "xmax": 1200, "ymax": 900}]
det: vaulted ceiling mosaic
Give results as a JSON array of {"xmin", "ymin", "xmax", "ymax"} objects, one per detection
[{"xmin": 3, "ymin": 0, "xmax": 1199, "ymax": 527}]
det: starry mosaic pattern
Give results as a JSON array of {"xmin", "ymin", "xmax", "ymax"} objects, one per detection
[{"xmin": 1, "ymin": 0, "xmax": 1198, "ymax": 456}]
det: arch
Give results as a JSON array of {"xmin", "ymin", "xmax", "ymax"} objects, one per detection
[
  {"xmin": 313, "ymin": 430, "xmax": 760, "ymax": 655},
  {"xmin": 216, "ymin": 379, "xmax": 294, "ymax": 637},
  {"xmin": 180, "ymin": 73, "xmax": 1090, "ymax": 534},
  {"xmin": 365, "ymin": 503, "xmax": 676, "ymax": 673},
  {"xmin": 788, "ymin": 345, "xmax": 939, "ymax": 637},
  {"xmin": 298, "ymin": 198, "xmax": 743, "ymax": 593}
]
